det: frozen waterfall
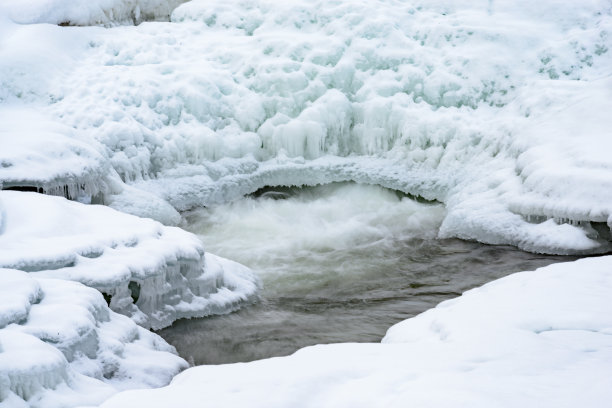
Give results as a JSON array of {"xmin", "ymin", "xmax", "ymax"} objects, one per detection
[{"xmin": 1, "ymin": 0, "xmax": 612, "ymax": 406}]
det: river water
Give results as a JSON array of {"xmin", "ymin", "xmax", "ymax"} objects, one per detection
[{"xmin": 157, "ymin": 183, "xmax": 575, "ymax": 365}]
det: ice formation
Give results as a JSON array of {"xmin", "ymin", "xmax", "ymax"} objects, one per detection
[
  {"xmin": 0, "ymin": 268, "xmax": 188, "ymax": 408},
  {"xmin": 99, "ymin": 256, "xmax": 612, "ymax": 408},
  {"xmin": 2, "ymin": 0, "xmax": 188, "ymax": 26},
  {"xmin": 1, "ymin": 0, "xmax": 612, "ymax": 406},
  {"xmin": 0, "ymin": 191, "xmax": 259, "ymax": 330},
  {"xmin": 2, "ymin": 0, "xmax": 611, "ymax": 254}
]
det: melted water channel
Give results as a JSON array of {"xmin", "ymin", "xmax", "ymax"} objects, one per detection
[{"xmin": 157, "ymin": 183, "xmax": 575, "ymax": 365}]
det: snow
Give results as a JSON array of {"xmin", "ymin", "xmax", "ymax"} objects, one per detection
[
  {"xmin": 99, "ymin": 255, "xmax": 612, "ymax": 408},
  {"xmin": 2, "ymin": 0, "xmax": 611, "ymax": 254},
  {"xmin": 1, "ymin": 0, "xmax": 612, "ymax": 406},
  {"xmin": 1, "ymin": 0, "xmax": 187, "ymax": 26},
  {"xmin": 0, "ymin": 268, "xmax": 187, "ymax": 408},
  {"xmin": 0, "ymin": 108, "xmax": 110, "ymax": 199},
  {"xmin": 0, "ymin": 191, "xmax": 259, "ymax": 329}
]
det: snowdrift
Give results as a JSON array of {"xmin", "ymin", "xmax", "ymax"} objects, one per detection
[{"xmin": 99, "ymin": 256, "xmax": 612, "ymax": 408}]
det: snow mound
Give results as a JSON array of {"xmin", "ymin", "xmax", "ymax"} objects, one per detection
[
  {"xmin": 0, "ymin": 108, "xmax": 110, "ymax": 200},
  {"xmin": 2, "ymin": 0, "xmax": 187, "ymax": 26},
  {"xmin": 1, "ymin": 0, "xmax": 611, "ymax": 253},
  {"xmin": 0, "ymin": 268, "xmax": 187, "ymax": 408},
  {"xmin": 0, "ymin": 191, "xmax": 259, "ymax": 330},
  {"xmin": 99, "ymin": 255, "xmax": 612, "ymax": 408}
]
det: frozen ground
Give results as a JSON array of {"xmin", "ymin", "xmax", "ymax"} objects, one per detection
[
  {"xmin": 1, "ymin": 0, "xmax": 612, "ymax": 406},
  {"xmin": 100, "ymin": 256, "xmax": 612, "ymax": 408}
]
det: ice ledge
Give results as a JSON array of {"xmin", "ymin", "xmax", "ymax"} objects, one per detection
[
  {"xmin": 133, "ymin": 155, "xmax": 612, "ymax": 255},
  {"xmin": 0, "ymin": 268, "xmax": 188, "ymax": 408},
  {"xmin": 1, "ymin": 0, "xmax": 189, "ymax": 26},
  {"xmin": 0, "ymin": 191, "xmax": 259, "ymax": 331},
  {"xmin": 0, "ymin": 109, "xmax": 111, "ymax": 202}
]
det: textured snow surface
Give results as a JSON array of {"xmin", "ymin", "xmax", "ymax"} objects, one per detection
[
  {"xmin": 1, "ymin": 0, "xmax": 187, "ymax": 26},
  {"xmin": 2, "ymin": 0, "xmax": 612, "ymax": 253},
  {"xmin": 0, "ymin": 268, "xmax": 188, "ymax": 408},
  {"xmin": 0, "ymin": 191, "xmax": 259, "ymax": 330},
  {"xmin": 1, "ymin": 0, "xmax": 612, "ymax": 404},
  {"xmin": 100, "ymin": 256, "xmax": 612, "ymax": 408}
]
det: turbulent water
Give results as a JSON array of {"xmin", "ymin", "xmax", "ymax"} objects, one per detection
[{"xmin": 158, "ymin": 183, "xmax": 575, "ymax": 365}]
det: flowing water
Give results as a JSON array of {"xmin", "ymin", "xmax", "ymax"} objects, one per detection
[{"xmin": 158, "ymin": 183, "xmax": 575, "ymax": 365}]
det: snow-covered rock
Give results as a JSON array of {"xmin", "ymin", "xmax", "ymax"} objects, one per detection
[
  {"xmin": 0, "ymin": 108, "xmax": 110, "ymax": 200},
  {"xmin": 98, "ymin": 255, "xmax": 612, "ymax": 408},
  {"xmin": 0, "ymin": 268, "xmax": 187, "ymax": 408},
  {"xmin": 0, "ymin": 191, "xmax": 259, "ymax": 330}
]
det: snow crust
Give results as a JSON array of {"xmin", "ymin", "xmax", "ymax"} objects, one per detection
[
  {"xmin": 0, "ymin": 191, "xmax": 259, "ymax": 330},
  {"xmin": 2, "ymin": 0, "xmax": 187, "ymax": 26},
  {"xmin": 99, "ymin": 255, "xmax": 612, "ymax": 408},
  {"xmin": 1, "ymin": 0, "xmax": 611, "ymax": 254},
  {"xmin": 0, "ymin": 108, "xmax": 110, "ymax": 199},
  {"xmin": 0, "ymin": 268, "xmax": 187, "ymax": 408},
  {"xmin": 1, "ymin": 1, "xmax": 612, "ymax": 406}
]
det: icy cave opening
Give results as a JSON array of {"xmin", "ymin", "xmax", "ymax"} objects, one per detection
[{"xmin": 157, "ymin": 182, "xmax": 576, "ymax": 364}]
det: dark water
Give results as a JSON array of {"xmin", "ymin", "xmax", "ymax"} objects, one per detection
[{"xmin": 157, "ymin": 183, "xmax": 575, "ymax": 365}]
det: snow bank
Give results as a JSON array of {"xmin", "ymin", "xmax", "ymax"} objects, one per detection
[
  {"xmin": 0, "ymin": 108, "xmax": 110, "ymax": 200},
  {"xmin": 1, "ymin": 0, "xmax": 609, "ymax": 253},
  {"xmin": 99, "ymin": 255, "xmax": 612, "ymax": 408},
  {"xmin": 0, "ymin": 268, "xmax": 187, "ymax": 408},
  {"xmin": 0, "ymin": 191, "xmax": 259, "ymax": 330},
  {"xmin": 2, "ymin": 0, "xmax": 187, "ymax": 26}
]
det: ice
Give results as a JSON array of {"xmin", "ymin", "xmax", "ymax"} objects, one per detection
[
  {"xmin": 0, "ymin": 190, "xmax": 257, "ymax": 406},
  {"xmin": 0, "ymin": 108, "xmax": 110, "ymax": 200},
  {"xmin": 1, "ymin": 0, "xmax": 188, "ymax": 26},
  {"xmin": 105, "ymin": 182, "xmax": 181, "ymax": 226},
  {"xmin": 99, "ymin": 255, "xmax": 612, "ymax": 408},
  {"xmin": 1, "ymin": 0, "xmax": 612, "ymax": 404},
  {"xmin": 0, "ymin": 268, "xmax": 187, "ymax": 408},
  {"xmin": 0, "ymin": 0, "xmax": 609, "ymax": 253},
  {"xmin": 0, "ymin": 191, "xmax": 259, "ymax": 329}
]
